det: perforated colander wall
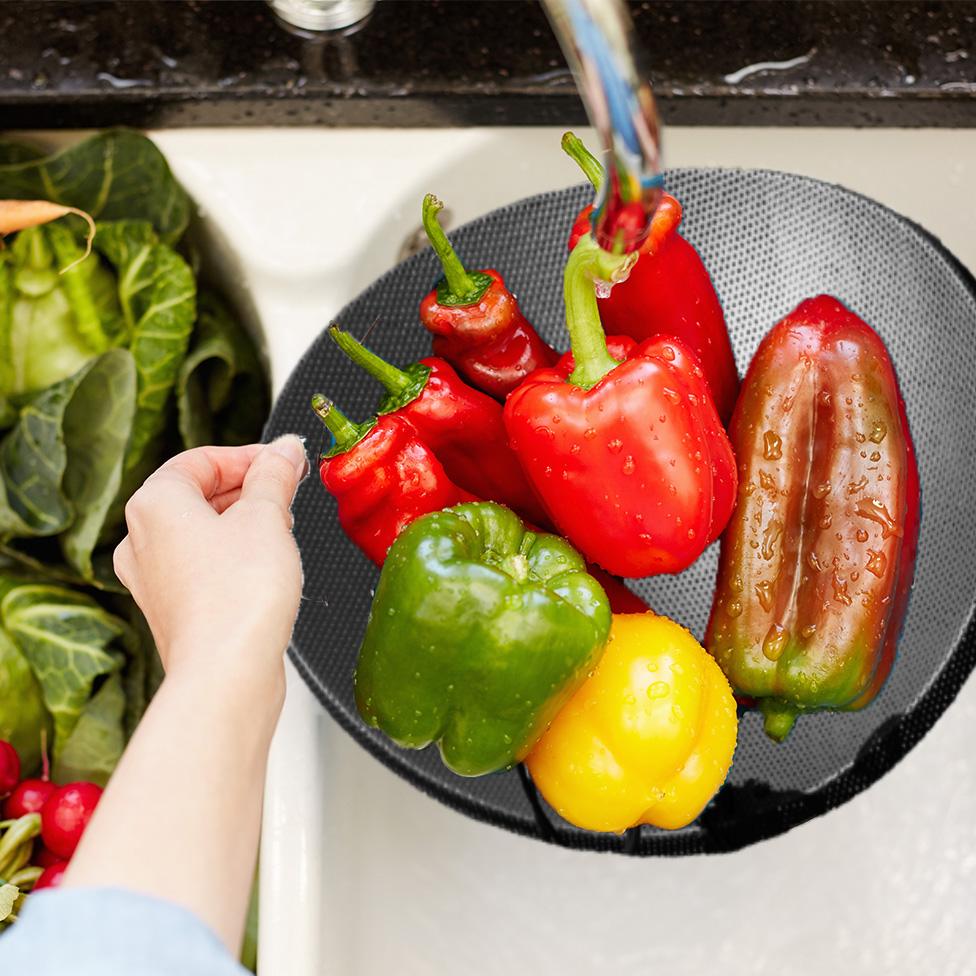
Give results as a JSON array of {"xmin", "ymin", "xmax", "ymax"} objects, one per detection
[{"xmin": 265, "ymin": 169, "xmax": 976, "ymax": 854}]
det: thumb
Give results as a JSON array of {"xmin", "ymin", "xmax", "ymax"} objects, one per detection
[{"xmin": 240, "ymin": 435, "xmax": 308, "ymax": 513}]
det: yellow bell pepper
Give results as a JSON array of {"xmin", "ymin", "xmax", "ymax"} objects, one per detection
[{"xmin": 526, "ymin": 612, "xmax": 737, "ymax": 833}]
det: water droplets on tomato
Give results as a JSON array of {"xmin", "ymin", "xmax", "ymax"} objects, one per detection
[
  {"xmin": 607, "ymin": 438, "xmax": 623, "ymax": 454},
  {"xmin": 869, "ymin": 421, "xmax": 887, "ymax": 444}
]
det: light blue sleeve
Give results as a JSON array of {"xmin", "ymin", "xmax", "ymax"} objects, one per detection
[{"xmin": 0, "ymin": 887, "xmax": 249, "ymax": 976}]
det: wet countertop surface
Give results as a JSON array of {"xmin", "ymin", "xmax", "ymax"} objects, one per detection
[{"xmin": 0, "ymin": 0, "xmax": 973, "ymax": 127}]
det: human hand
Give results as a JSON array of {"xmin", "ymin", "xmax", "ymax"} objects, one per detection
[{"xmin": 113, "ymin": 437, "xmax": 308, "ymax": 699}]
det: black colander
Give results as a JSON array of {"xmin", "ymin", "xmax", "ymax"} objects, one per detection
[{"xmin": 264, "ymin": 169, "xmax": 976, "ymax": 855}]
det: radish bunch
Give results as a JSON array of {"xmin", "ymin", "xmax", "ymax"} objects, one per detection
[{"xmin": 0, "ymin": 739, "xmax": 102, "ymax": 904}]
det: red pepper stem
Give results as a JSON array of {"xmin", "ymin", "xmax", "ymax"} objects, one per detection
[
  {"xmin": 422, "ymin": 194, "xmax": 478, "ymax": 299},
  {"xmin": 561, "ymin": 132, "xmax": 605, "ymax": 192},
  {"xmin": 329, "ymin": 326, "xmax": 412, "ymax": 396},
  {"xmin": 564, "ymin": 236, "xmax": 637, "ymax": 390},
  {"xmin": 311, "ymin": 393, "xmax": 360, "ymax": 451}
]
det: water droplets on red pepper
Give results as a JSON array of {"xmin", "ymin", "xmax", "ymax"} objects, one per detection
[
  {"xmin": 866, "ymin": 549, "xmax": 887, "ymax": 577},
  {"xmin": 762, "ymin": 623, "xmax": 788, "ymax": 661},
  {"xmin": 763, "ymin": 431, "xmax": 783, "ymax": 461},
  {"xmin": 856, "ymin": 498, "xmax": 900, "ymax": 538}
]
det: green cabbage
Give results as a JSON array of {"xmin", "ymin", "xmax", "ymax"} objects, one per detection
[{"xmin": 0, "ymin": 131, "xmax": 270, "ymax": 783}]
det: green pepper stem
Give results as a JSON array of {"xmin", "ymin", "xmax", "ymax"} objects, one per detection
[
  {"xmin": 759, "ymin": 699, "xmax": 800, "ymax": 742},
  {"xmin": 422, "ymin": 194, "xmax": 477, "ymax": 300},
  {"xmin": 329, "ymin": 326, "xmax": 412, "ymax": 396},
  {"xmin": 311, "ymin": 393, "xmax": 360, "ymax": 452},
  {"xmin": 561, "ymin": 132, "xmax": 605, "ymax": 191},
  {"xmin": 564, "ymin": 236, "xmax": 636, "ymax": 389}
]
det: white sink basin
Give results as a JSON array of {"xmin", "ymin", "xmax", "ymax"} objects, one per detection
[{"xmin": 45, "ymin": 126, "xmax": 976, "ymax": 973}]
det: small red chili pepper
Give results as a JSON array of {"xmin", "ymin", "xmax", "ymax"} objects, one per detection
[
  {"xmin": 563, "ymin": 133, "xmax": 739, "ymax": 423},
  {"xmin": 328, "ymin": 326, "xmax": 549, "ymax": 526},
  {"xmin": 312, "ymin": 394, "xmax": 475, "ymax": 565},
  {"xmin": 419, "ymin": 194, "xmax": 557, "ymax": 399},
  {"xmin": 504, "ymin": 234, "xmax": 737, "ymax": 578}
]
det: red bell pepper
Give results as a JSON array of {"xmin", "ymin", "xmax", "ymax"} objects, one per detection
[
  {"xmin": 705, "ymin": 295, "xmax": 919, "ymax": 739},
  {"xmin": 504, "ymin": 234, "xmax": 737, "ymax": 578},
  {"xmin": 328, "ymin": 326, "xmax": 549, "ymax": 526},
  {"xmin": 419, "ymin": 194, "xmax": 557, "ymax": 399},
  {"xmin": 312, "ymin": 394, "xmax": 475, "ymax": 565},
  {"xmin": 312, "ymin": 392, "xmax": 646, "ymax": 615},
  {"xmin": 563, "ymin": 133, "xmax": 739, "ymax": 423}
]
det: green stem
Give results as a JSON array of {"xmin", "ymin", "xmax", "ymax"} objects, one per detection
[
  {"xmin": 328, "ymin": 326, "xmax": 412, "ymax": 396},
  {"xmin": 759, "ymin": 698, "xmax": 800, "ymax": 742},
  {"xmin": 8, "ymin": 865, "xmax": 42, "ymax": 890},
  {"xmin": 422, "ymin": 194, "xmax": 476, "ymax": 299},
  {"xmin": 561, "ymin": 132, "xmax": 605, "ymax": 191},
  {"xmin": 311, "ymin": 393, "xmax": 361, "ymax": 452},
  {"xmin": 564, "ymin": 236, "xmax": 637, "ymax": 389}
]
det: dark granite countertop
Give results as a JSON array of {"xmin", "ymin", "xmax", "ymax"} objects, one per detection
[{"xmin": 1, "ymin": 0, "xmax": 973, "ymax": 128}]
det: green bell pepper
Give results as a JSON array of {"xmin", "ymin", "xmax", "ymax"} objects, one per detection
[{"xmin": 354, "ymin": 502, "xmax": 612, "ymax": 776}]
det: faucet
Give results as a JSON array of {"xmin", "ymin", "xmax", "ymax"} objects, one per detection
[{"xmin": 543, "ymin": 0, "xmax": 664, "ymax": 254}]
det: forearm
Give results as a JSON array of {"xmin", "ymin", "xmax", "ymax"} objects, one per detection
[{"xmin": 63, "ymin": 661, "xmax": 285, "ymax": 953}]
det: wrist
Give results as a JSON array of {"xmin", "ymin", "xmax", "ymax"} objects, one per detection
[{"xmin": 161, "ymin": 658, "xmax": 286, "ymax": 731}]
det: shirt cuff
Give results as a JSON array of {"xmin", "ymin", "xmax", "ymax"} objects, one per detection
[{"xmin": 0, "ymin": 886, "xmax": 248, "ymax": 976}]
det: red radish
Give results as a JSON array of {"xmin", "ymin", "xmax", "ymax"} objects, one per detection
[
  {"xmin": 33, "ymin": 842, "xmax": 63, "ymax": 869},
  {"xmin": 41, "ymin": 783, "xmax": 102, "ymax": 859},
  {"xmin": 3, "ymin": 778, "xmax": 56, "ymax": 820},
  {"xmin": 0, "ymin": 741, "xmax": 19, "ymax": 797},
  {"xmin": 33, "ymin": 861, "xmax": 68, "ymax": 891}
]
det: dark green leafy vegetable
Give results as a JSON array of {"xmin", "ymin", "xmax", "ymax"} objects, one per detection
[
  {"xmin": 0, "ymin": 128, "xmax": 269, "ymax": 792},
  {"xmin": 0, "ymin": 351, "xmax": 137, "ymax": 576},
  {"xmin": 53, "ymin": 672, "xmax": 126, "ymax": 787},
  {"xmin": 0, "ymin": 628, "xmax": 50, "ymax": 774},
  {"xmin": 0, "ymin": 141, "xmax": 42, "ymax": 166},
  {"xmin": 0, "ymin": 224, "xmax": 121, "ymax": 398},
  {"xmin": 94, "ymin": 221, "xmax": 196, "ymax": 472},
  {"xmin": 0, "ymin": 576, "xmax": 128, "ymax": 753},
  {"xmin": 0, "ymin": 130, "xmax": 190, "ymax": 243},
  {"xmin": 177, "ymin": 291, "xmax": 269, "ymax": 448},
  {"xmin": 61, "ymin": 350, "xmax": 138, "ymax": 578}
]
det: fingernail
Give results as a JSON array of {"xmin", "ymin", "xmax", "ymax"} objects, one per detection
[{"xmin": 269, "ymin": 434, "xmax": 308, "ymax": 478}]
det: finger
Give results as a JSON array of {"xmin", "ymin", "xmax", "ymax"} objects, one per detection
[
  {"xmin": 211, "ymin": 487, "xmax": 242, "ymax": 514},
  {"xmin": 239, "ymin": 435, "xmax": 308, "ymax": 514},
  {"xmin": 151, "ymin": 444, "xmax": 265, "ymax": 500},
  {"xmin": 113, "ymin": 537, "xmax": 135, "ymax": 591}
]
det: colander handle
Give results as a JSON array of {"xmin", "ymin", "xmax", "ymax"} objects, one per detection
[{"xmin": 543, "ymin": 0, "xmax": 664, "ymax": 254}]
